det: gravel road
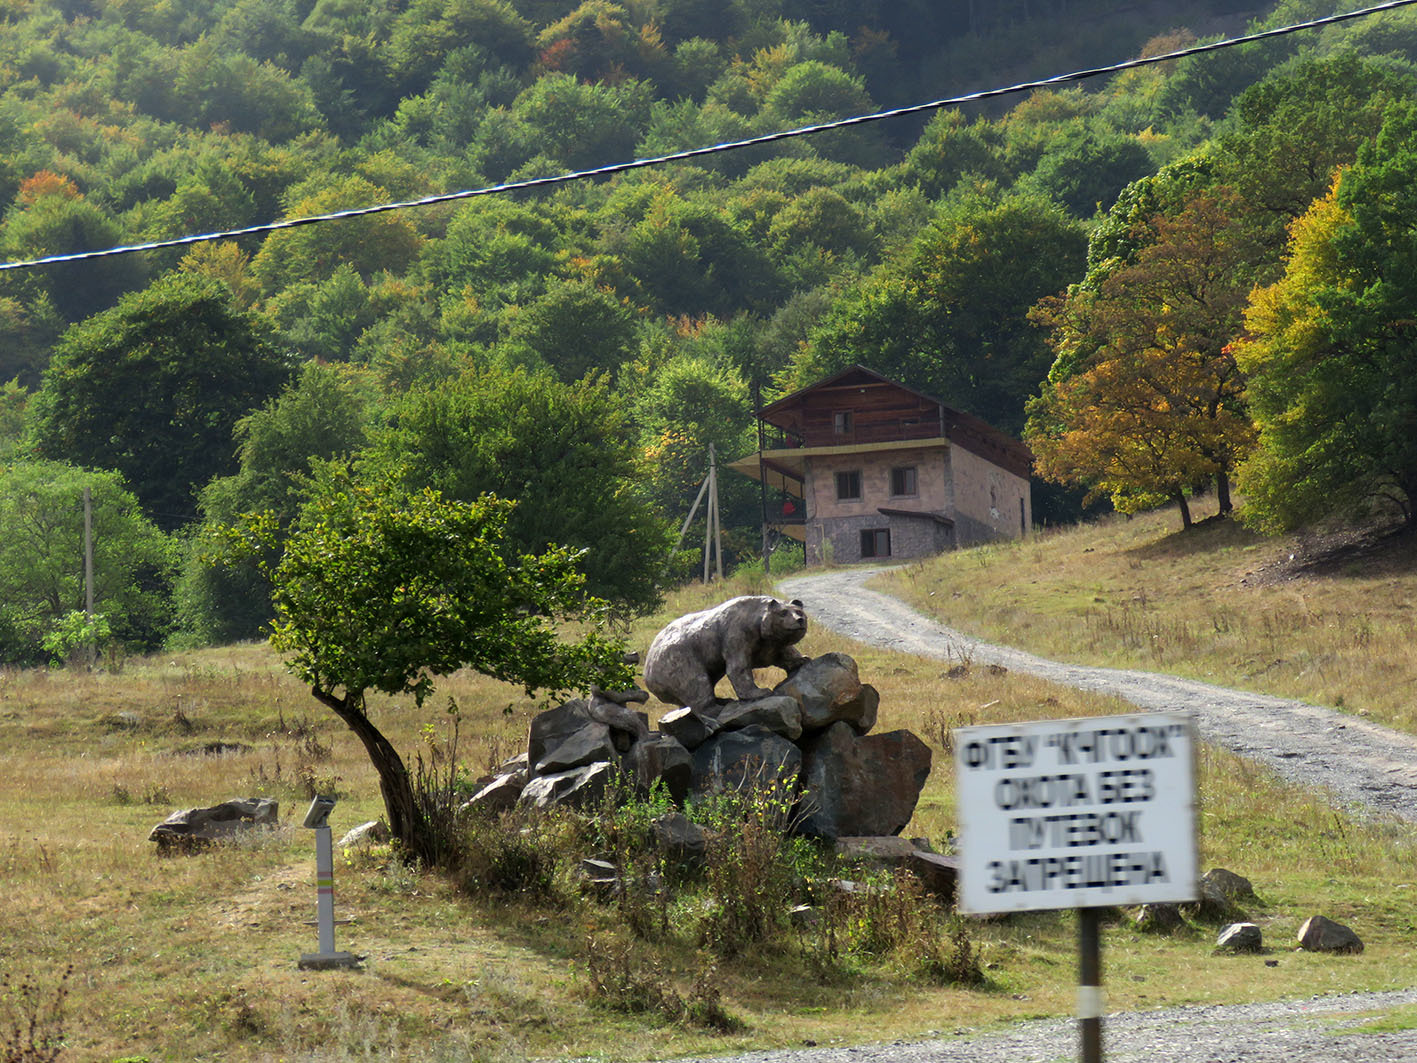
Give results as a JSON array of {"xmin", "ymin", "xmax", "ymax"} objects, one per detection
[
  {"xmin": 779, "ymin": 567, "xmax": 1417, "ymax": 824},
  {"xmin": 658, "ymin": 567, "xmax": 1417, "ymax": 1063}
]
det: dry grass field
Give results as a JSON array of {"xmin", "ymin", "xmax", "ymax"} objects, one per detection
[{"xmin": 1, "ymin": 512, "xmax": 1415, "ymax": 1061}]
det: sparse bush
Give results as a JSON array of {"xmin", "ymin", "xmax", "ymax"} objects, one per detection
[
  {"xmin": 1, "ymin": 963, "xmax": 71, "ymax": 1063},
  {"xmin": 582, "ymin": 937, "xmax": 742, "ymax": 1033},
  {"xmin": 457, "ymin": 807, "xmax": 571, "ymax": 903},
  {"xmin": 693, "ymin": 774, "xmax": 813, "ymax": 956},
  {"xmin": 916, "ymin": 915, "xmax": 987, "ymax": 987}
]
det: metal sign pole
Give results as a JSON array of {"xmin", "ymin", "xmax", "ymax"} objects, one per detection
[{"xmin": 1079, "ymin": 906, "xmax": 1103, "ymax": 1063}]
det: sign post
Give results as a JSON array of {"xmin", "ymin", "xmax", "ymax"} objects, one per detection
[
  {"xmin": 954, "ymin": 712, "xmax": 1197, "ymax": 1062},
  {"xmin": 298, "ymin": 795, "xmax": 361, "ymax": 971}
]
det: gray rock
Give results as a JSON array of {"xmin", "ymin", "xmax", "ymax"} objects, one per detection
[
  {"xmin": 518, "ymin": 761, "xmax": 615, "ymax": 810},
  {"xmin": 830, "ymin": 836, "xmax": 957, "ymax": 899},
  {"xmin": 1202, "ymin": 867, "xmax": 1257, "ymax": 902},
  {"xmin": 790, "ymin": 903, "xmax": 821, "ymax": 929},
  {"xmin": 773, "ymin": 652, "xmax": 878, "ymax": 734},
  {"xmin": 149, "ymin": 797, "xmax": 279, "ymax": 847},
  {"xmin": 908, "ymin": 851, "xmax": 960, "ymax": 901},
  {"xmin": 690, "ymin": 725, "xmax": 803, "ymax": 796},
  {"xmin": 527, "ymin": 699, "xmax": 596, "ymax": 776},
  {"xmin": 1135, "ymin": 903, "xmax": 1185, "ymax": 933},
  {"xmin": 587, "ymin": 690, "xmax": 651, "ymax": 747},
  {"xmin": 464, "ymin": 771, "xmax": 526, "ymax": 814},
  {"xmin": 798, "ymin": 723, "xmax": 932, "ymax": 839},
  {"xmin": 657, "ymin": 706, "xmax": 720, "ymax": 750},
  {"xmin": 337, "ymin": 820, "xmax": 390, "ymax": 849},
  {"xmin": 834, "ymin": 835, "xmax": 921, "ymax": 865},
  {"xmin": 1186, "ymin": 875, "xmax": 1243, "ymax": 922},
  {"xmin": 1216, "ymin": 922, "xmax": 1263, "ymax": 952},
  {"xmin": 715, "ymin": 695, "xmax": 804, "ymax": 741},
  {"xmin": 651, "ymin": 812, "xmax": 707, "ymax": 869},
  {"xmin": 1297, "ymin": 915, "xmax": 1363, "ymax": 954},
  {"xmin": 536, "ymin": 721, "xmax": 616, "ymax": 775},
  {"xmin": 625, "ymin": 734, "xmax": 693, "ymax": 802}
]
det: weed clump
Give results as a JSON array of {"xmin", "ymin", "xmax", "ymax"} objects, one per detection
[{"xmin": 1, "ymin": 963, "xmax": 71, "ymax": 1063}]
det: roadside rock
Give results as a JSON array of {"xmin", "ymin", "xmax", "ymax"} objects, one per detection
[
  {"xmin": 338, "ymin": 820, "xmax": 390, "ymax": 849},
  {"xmin": 798, "ymin": 723, "xmax": 931, "ymax": 839},
  {"xmin": 1216, "ymin": 922, "xmax": 1263, "ymax": 952},
  {"xmin": 149, "ymin": 797, "xmax": 279, "ymax": 849},
  {"xmin": 715, "ymin": 695, "xmax": 804, "ymax": 741},
  {"xmin": 1135, "ymin": 903, "xmax": 1185, "ymax": 933},
  {"xmin": 657, "ymin": 707, "xmax": 720, "ymax": 750},
  {"xmin": 1297, "ymin": 915, "xmax": 1363, "ymax": 954}
]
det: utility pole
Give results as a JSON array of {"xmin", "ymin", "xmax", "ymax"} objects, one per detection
[
  {"xmin": 753, "ymin": 378, "xmax": 771, "ymax": 576},
  {"xmin": 702, "ymin": 444, "xmax": 723, "ymax": 583},
  {"xmin": 83, "ymin": 486, "xmax": 94, "ymax": 618}
]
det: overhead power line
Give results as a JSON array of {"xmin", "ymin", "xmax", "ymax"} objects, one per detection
[{"xmin": 4, "ymin": 0, "xmax": 1417, "ymax": 273}]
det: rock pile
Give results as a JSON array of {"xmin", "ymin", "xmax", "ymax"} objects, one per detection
[{"xmin": 469, "ymin": 651, "xmax": 932, "ymax": 841}]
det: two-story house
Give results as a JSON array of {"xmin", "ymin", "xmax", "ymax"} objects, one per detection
[{"xmin": 728, "ymin": 365, "xmax": 1032, "ymax": 564}]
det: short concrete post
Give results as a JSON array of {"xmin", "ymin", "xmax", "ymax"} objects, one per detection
[{"xmin": 298, "ymin": 796, "xmax": 360, "ymax": 970}]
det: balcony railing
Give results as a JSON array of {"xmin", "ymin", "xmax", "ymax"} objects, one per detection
[{"xmin": 762, "ymin": 418, "xmax": 942, "ymax": 449}]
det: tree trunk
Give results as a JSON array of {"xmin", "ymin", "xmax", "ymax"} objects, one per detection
[
  {"xmin": 312, "ymin": 687, "xmax": 432, "ymax": 862},
  {"xmin": 1174, "ymin": 491, "xmax": 1192, "ymax": 529},
  {"xmin": 1216, "ymin": 470, "xmax": 1233, "ymax": 516}
]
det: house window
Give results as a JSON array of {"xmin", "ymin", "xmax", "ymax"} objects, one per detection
[
  {"xmin": 890, "ymin": 466, "xmax": 917, "ymax": 497},
  {"xmin": 835, "ymin": 470, "xmax": 862, "ymax": 500},
  {"xmin": 833, "ymin": 410, "xmax": 853, "ymax": 435},
  {"xmin": 860, "ymin": 528, "xmax": 891, "ymax": 558}
]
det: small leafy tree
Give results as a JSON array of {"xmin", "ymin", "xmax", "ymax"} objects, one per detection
[{"xmin": 246, "ymin": 474, "xmax": 633, "ymax": 863}]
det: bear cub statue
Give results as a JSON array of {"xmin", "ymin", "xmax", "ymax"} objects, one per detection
[{"xmin": 643, "ymin": 595, "xmax": 810, "ymax": 713}]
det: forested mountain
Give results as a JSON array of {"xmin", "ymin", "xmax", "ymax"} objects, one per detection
[{"xmin": 3, "ymin": 0, "xmax": 1417, "ymax": 664}]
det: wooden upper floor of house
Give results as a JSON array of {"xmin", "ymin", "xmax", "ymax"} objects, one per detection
[{"xmin": 758, "ymin": 365, "xmax": 1032, "ymax": 480}]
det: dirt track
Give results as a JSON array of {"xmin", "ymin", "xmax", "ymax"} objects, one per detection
[{"xmin": 779, "ymin": 566, "xmax": 1417, "ymax": 824}]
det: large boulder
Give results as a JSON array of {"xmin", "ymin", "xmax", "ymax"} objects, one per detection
[
  {"xmin": 1297, "ymin": 915, "xmax": 1363, "ymax": 954},
  {"xmin": 651, "ymin": 812, "xmax": 708, "ymax": 869},
  {"xmin": 657, "ymin": 707, "xmax": 720, "ymax": 750},
  {"xmin": 536, "ymin": 722, "xmax": 617, "ymax": 775},
  {"xmin": 773, "ymin": 653, "xmax": 878, "ymax": 734},
  {"xmin": 690, "ymin": 725, "xmax": 803, "ymax": 797},
  {"xmin": 464, "ymin": 771, "xmax": 526, "ymax": 814},
  {"xmin": 527, "ymin": 699, "xmax": 597, "ymax": 777},
  {"xmin": 798, "ymin": 723, "xmax": 931, "ymax": 839},
  {"xmin": 625, "ymin": 734, "xmax": 693, "ymax": 802},
  {"xmin": 519, "ymin": 762, "xmax": 615, "ymax": 810},
  {"xmin": 715, "ymin": 695, "xmax": 804, "ymax": 741},
  {"xmin": 149, "ymin": 797, "xmax": 279, "ymax": 848}
]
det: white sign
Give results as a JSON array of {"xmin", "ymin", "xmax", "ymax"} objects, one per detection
[{"xmin": 954, "ymin": 712, "xmax": 1197, "ymax": 914}]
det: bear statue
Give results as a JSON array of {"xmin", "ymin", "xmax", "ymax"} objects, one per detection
[{"xmin": 643, "ymin": 595, "xmax": 811, "ymax": 712}]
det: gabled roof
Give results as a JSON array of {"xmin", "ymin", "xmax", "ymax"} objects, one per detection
[{"xmin": 759, "ymin": 364, "xmax": 1033, "ymax": 479}]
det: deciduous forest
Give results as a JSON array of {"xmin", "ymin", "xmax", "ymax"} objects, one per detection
[{"xmin": 4, "ymin": 0, "xmax": 1417, "ymax": 665}]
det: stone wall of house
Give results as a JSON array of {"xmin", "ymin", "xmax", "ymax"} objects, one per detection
[
  {"xmin": 948, "ymin": 443, "xmax": 1031, "ymax": 545},
  {"xmin": 807, "ymin": 511, "xmax": 954, "ymax": 565}
]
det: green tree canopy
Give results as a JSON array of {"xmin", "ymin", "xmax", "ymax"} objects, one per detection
[
  {"xmin": 365, "ymin": 366, "xmax": 669, "ymax": 613},
  {"xmin": 251, "ymin": 475, "xmax": 632, "ymax": 859},
  {"xmin": 29, "ymin": 274, "xmax": 294, "ymax": 529},
  {"xmin": 1236, "ymin": 106, "xmax": 1417, "ymax": 531},
  {"xmin": 801, "ymin": 192, "xmax": 1085, "ymax": 436},
  {"xmin": 0, "ymin": 459, "xmax": 173, "ymax": 665},
  {"xmin": 179, "ymin": 362, "xmax": 375, "ymax": 644}
]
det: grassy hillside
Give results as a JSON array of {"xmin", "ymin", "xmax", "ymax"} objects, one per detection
[
  {"xmin": 3, "ymin": 532, "xmax": 1417, "ymax": 1061},
  {"xmin": 880, "ymin": 500, "xmax": 1417, "ymax": 735}
]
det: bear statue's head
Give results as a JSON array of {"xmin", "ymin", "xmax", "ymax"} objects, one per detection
[{"xmin": 762, "ymin": 597, "xmax": 808, "ymax": 644}]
